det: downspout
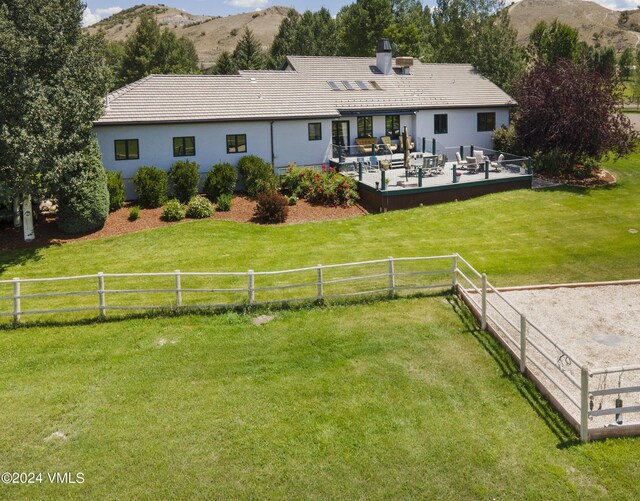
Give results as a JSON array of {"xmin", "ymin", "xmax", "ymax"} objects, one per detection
[{"xmin": 270, "ymin": 121, "xmax": 275, "ymax": 170}]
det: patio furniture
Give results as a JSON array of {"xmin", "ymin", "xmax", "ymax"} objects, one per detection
[
  {"xmin": 399, "ymin": 135, "xmax": 414, "ymax": 152},
  {"xmin": 379, "ymin": 159, "xmax": 391, "ymax": 170},
  {"xmin": 381, "ymin": 136, "xmax": 398, "ymax": 153},
  {"xmin": 355, "ymin": 137, "xmax": 377, "ymax": 155},
  {"xmin": 490, "ymin": 154, "xmax": 504, "ymax": 172},
  {"xmin": 465, "ymin": 156, "xmax": 478, "ymax": 173},
  {"xmin": 455, "ymin": 151, "xmax": 467, "ymax": 168},
  {"xmin": 369, "ymin": 155, "xmax": 380, "ymax": 171}
]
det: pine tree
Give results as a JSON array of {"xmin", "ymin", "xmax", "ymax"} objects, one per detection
[
  {"xmin": 119, "ymin": 13, "xmax": 161, "ymax": 83},
  {"xmin": 211, "ymin": 51, "xmax": 236, "ymax": 75},
  {"xmin": 232, "ymin": 28, "xmax": 266, "ymax": 71}
]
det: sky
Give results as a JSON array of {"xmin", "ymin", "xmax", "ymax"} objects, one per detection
[{"xmin": 82, "ymin": 0, "xmax": 640, "ymax": 27}]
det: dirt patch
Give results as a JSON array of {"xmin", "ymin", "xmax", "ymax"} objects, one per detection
[{"xmin": 0, "ymin": 195, "xmax": 367, "ymax": 251}]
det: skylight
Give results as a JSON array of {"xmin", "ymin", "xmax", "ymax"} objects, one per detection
[
  {"xmin": 369, "ymin": 80, "xmax": 382, "ymax": 90},
  {"xmin": 342, "ymin": 80, "xmax": 354, "ymax": 90},
  {"xmin": 327, "ymin": 81, "xmax": 340, "ymax": 91},
  {"xmin": 356, "ymin": 80, "xmax": 369, "ymax": 90}
]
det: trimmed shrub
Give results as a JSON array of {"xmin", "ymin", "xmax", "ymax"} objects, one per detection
[
  {"xmin": 533, "ymin": 149, "xmax": 573, "ymax": 177},
  {"xmin": 203, "ymin": 162, "xmax": 237, "ymax": 200},
  {"xmin": 168, "ymin": 160, "xmax": 200, "ymax": 203},
  {"xmin": 186, "ymin": 196, "xmax": 214, "ymax": 219},
  {"xmin": 133, "ymin": 166, "xmax": 168, "ymax": 208},
  {"xmin": 56, "ymin": 145, "xmax": 109, "ymax": 234},
  {"xmin": 129, "ymin": 206, "xmax": 140, "ymax": 221},
  {"xmin": 254, "ymin": 190, "xmax": 289, "ymax": 224},
  {"xmin": 216, "ymin": 193, "xmax": 232, "ymax": 212},
  {"xmin": 161, "ymin": 199, "xmax": 185, "ymax": 221},
  {"xmin": 281, "ymin": 165, "xmax": 359, "ymax": 207},
  {"xmin": 106, "ymin": 171, "xmax": 125, "ymax": 212},
  {"xmin": 492, "ymin": 124, "xmax": 522, "ymax": 156},
  {"xmin": 237, "ymin": 155, "xmax": 277, "ymax": 197},
  {"xmin": 288, "ymin": 195, "xmax": 298, "ymax": 206}
]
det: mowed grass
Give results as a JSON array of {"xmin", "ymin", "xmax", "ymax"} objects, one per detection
[
  {"xmin": 1, "ymin": 297, "xmax": 639, "ymax": 500},
  {"xmin": 0, "ymin": 154, "xmax": 639, "ymax": 498}
]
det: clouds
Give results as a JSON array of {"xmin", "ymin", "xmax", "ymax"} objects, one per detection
[
  {"xmin": 596, "ymin": 1, "xmax": 640, "ymax": 9},
  {"xmin": 225, "ymin": 0, "xmax": 268, "ymax": 9},
  {"xmin": 82, "ymin": 7, "xmax": 123, "ymax": 27}
]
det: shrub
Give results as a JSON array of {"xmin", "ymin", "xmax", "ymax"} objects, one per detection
[
  {"xmin": 133, "ymin": 166, "xmax": 168, "ymax": 208},
  {"xmin": 106, "ymin": 171, "xmax": 125, "ymax": 212},
  {"xmin": 533, "ymin": 148, "xmax": 573, "ymax": 176},
  {"xmin": 186, "ymin": 196, "xmax": 214, "ymax": 219},
  {"xmin": 56, "ymin": 145, "xmax": 109, "ymax": 234},
  {"xmin": 168, "ymin": 160, "xmax": 200, "ymax": 203},
  {"xmin": 203, "ymin": 162, "xmax": 237, "ymax": 200},
  {"xmin": 237, "ymin": 155, "xmax": 278, "ymax": 197},
  {"xmin": 161, "ymin": 199, "xmax": 185, "ymax": 221},
  {"xmin": 254, "ymin": 190, "xmax": 289, "ymax": 224},
  {"xmin": 288, "ymin": 195, "xmax": 298, "ymax": 206},
  {"xmin": 281, "ymin": 165, "xmax": 359, "ymax": 207},
  {"xmin": 492, "ymin": 124, "xmax": 521, "ymax": 155},
  {"xmin": 216, "ymin": 193, "xmax": 232, "ymax": 212},
  {"xmin": 129, "ymin": 206, "xmax": 140, "ymax": 221}
]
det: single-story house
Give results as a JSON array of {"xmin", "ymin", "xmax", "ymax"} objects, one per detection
[{"xmin": 94, "ymin": 39, "xmax": 515, "ymax": 198}]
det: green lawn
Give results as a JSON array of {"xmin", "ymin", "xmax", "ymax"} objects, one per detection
[
  {"xmin": 1, "ymin": 297, "xmax": 639, "ymax": 500},
  {"xmin": 0, "ymin": 153, "xmax": 639, "ymax": 499}
]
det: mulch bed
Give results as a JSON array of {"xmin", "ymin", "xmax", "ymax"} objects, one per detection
[
  {"xmin": 0, "ymin": 195, "xmax": 368, "ymax": 251},
  {"xmin": 536, "ymin": 168, "xmax": 616, "ymax": 188}
]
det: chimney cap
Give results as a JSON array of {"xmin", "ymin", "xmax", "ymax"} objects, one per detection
[{"xmin": 376, "ymin": 38, "xmax": 392, "ymax": 53}]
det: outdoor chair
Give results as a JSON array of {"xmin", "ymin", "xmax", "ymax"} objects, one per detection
[
  {"xmin": 399, "ymin": 135, "xmax": 415, "ymax": 152},
  {"xmin": 455, "ymin": 151, "xmax": 467, "ymax": 168},
  {"xmin": 465, "ymin": 156, "xmax": 478, "ymax": 172},
  {"xmin": 491, "ymin": 154, "xmax": 504, "ymax": 172},
  {"xmin": 381, "ymin": 136, "xmax": 398, "ymax": 153},
  {"xmin": 369, "ymin": 155, "xmax": 380, "ymax": 171},
  {"xmin": 355, "ymin": 137, "xmax": 377, "ymax": 155}
]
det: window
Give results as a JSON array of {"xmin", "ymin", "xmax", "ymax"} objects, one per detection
[
  {"xmin": 477, "ymin": 112, "xmax": 496, "ymax": 132},
  {"xmin": 357, "ymin": 116, "xmax": 373, "ymax": 138},
  {"xmin": 434, "ymin": 114, "xmax": 448, "ymax": 135},
  {"xmin": 114, "ymin": 139, "xmax": 139, "ymax": 160},
  {"xmin": 308, "ymin": 123, "xmax": 322, "ymax": 141},
  {"xmin": 331, "ymin": 121, "xmax": 350, "ymax": 147},
  {"xmin": 226, "ymin": 134, "xmax": 247, "ymax": 154},
  {"xmin": 385, "ymin": 115, "xmax": 400, "ymax": 139},
  {"xmin": 173, "ymin": 136, "xmax": 196, "ymax": 157}
]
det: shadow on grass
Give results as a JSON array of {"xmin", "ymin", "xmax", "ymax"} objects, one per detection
[
  {"xmin": 0, "ymin": 246, "xmax": 46, "ymax": 275},
  {"xmin": 0, "ymin": 289, "xmax": 449, "ymax": 331},
  {"xmin": 446, "ymin": 294, "xmax": 580, "ymax": 448}
]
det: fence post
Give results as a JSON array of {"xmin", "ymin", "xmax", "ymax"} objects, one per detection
[
  {"xmin": 316, "ymin": 264, "xmax": 323, "ymax": 300},
  {"xmin": 418, "ymin": 167, "xmax": 423, "ymax": 187},
  {"xmin": 459, "ymin": 145, "xmax": 464, "ymax": 159},
  {"xmin": 422, "ymin": 137, "xmax": 426, "ymax": 153},
  {"xmin": 175, "ymin": 270, "xmax": 182, "ymax": 307},
  {"xmin": 452, "ymin": 164, "xmax": 457, "ymax": 183},
  {"xmin": 98, "ymin": 272, "xmax": 106, "ymax": 318},
  {"xmin": 388, "ymin": 256, "xmax": 395, "ymax": 295},
  {"xmin": 358, "ymin": 161, "xmax": 363, "ymax": 181},
  {"xmin": 451, "ymin": 255, "xmax": 458, "ymax": 289},
  {"xmin": 470, "ymin": 144, "xmax": 474, "ymax": 156},
  {"xmin": 484, "ymin": 160, "xmax": 489, "ymax": 180},
  {"xmin": 381, "ymin": 169, "xmax": 386, "ymax": 190},
  {"xmin": 247, "ymin": 270, "xmax": 255, "ymax": 305},
  {"xmin": 12, "ymin": 278, "xmax": 21, "ymax": 324},
  {"xmin": 527, "ymin": 157, "xmax": 532, "ymax": 175},
  {"xmin": 481, "ymin": 273, "xmax": 487, "ymax": 330},
  {"xmin": 520, "ymin": 314, "xmax": 527, "ymax": 373},
  {"xmin": 580, "ymin": 366, "xmax": 589, "ymax": 443}
]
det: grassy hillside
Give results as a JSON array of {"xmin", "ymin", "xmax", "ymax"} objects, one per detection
[
  {"xmin": 85, "ymin": 4, "xmax": 291, "ymax": 69},
  {"xmin": 509, "ymin": 0, "xmax": 640, "ymax": 52}
]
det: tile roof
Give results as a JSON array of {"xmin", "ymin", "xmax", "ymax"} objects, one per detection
[{"xmin": 96, "ymin": 56, "xmax": 515, "ymax": 126}]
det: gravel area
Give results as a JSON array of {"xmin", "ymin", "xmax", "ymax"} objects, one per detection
[{"xmin": 498, "ymin": 284, "xmax": 640, "ymax": 430}]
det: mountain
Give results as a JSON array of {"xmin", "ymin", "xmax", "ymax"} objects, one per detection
[
  {"xmin": 508, "ymin": 0, "xmax": 640, "ymax": 52},
  {"xmin": 85, "ymin": 4, "xmax": 292, "ymax": 69}
]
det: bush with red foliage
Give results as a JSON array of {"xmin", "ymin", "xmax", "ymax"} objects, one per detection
[
  {"xmin": 254, "ymin": 190, "xmax": 289, "ymax": 224},
  {"xmin": 513, "ymin": 60, "xmax": 638, "ymax": 175}
]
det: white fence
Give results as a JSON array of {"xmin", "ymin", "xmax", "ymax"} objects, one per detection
[
  {"xmin": 455, "ymin": 255, "xmax": 640, "ymax": 442},
  {"xmin": 1, "ymin": 254, "xmax": 638, "ymax": 441}
]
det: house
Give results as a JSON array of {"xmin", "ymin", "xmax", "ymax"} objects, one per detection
[{"xmin": 94, "ymin": 39, "xmax": 515, "ymax": 198}]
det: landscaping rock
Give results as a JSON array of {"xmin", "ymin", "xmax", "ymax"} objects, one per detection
[{"xmin": 252, "ymin": 315, "xmax": 274, "ymax": 326}]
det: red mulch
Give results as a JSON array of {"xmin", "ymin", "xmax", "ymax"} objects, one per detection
[
  {"xmin": 541, "ymin": 168, "xmax": 617, "ymax": 188},
  {"xmin": 0, "ymin": 195, "xmax": 368, "ymax": 251}
]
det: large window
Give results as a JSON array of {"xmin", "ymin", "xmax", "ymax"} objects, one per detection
[
  {"xmin": 331, "ymin": 121, "xmax": 350, "ymax": 147},
  {"xmin": 173, "ymin": 136, "xmax": 195, "ymax": 157},
  {"xmin": 114, "ymin": 139, "xmax": 139, "ymax": 160},
  {"xmin": 385, "ymin": 115, "xmax": 400, "ymax": 139},
  {"xmin": 308, "ymin": 123, "xmax": 322, "ymax": 141},
  {"xmin": 357, "ymin": 116, "xmax": 373, "ymax": 138},
  {"xmin": 477, "ymin": 112, "xmax": 496, "ymax": 132},
  {"xmin": 226, "ymin": 134, "xmax": 247, "ymax": 154},
  {"xmin": 434, "ymin": 114, "xmax": 448, "ymax": 135}
]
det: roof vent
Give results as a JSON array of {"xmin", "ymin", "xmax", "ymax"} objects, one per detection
[
  {"xmin": 395, "ymin": 56, "xmax": 414, "ymax": 75},
  {"xmin": 376, "ymin": 38, "xmax": 393, "ymax": 75}
]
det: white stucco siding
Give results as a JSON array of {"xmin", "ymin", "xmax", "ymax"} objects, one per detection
[
  {"xmin": 415, "ymin": 107, "xmax": 510, "ymax": 153},
  {"xmin": 271, "ymin": 119, "xmax": 334, "ymax": 168}
]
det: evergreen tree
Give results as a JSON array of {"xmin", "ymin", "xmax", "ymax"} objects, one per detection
[
  {"xmin": 527, "ymin": 20, "xmax": 580, "ymax": 64},
  {"xmin": 336, "ymin": 0, "xmax": 394, "ymax": 56},
  {"xmin": 211, "ymin": 51, "xmax": 236, "ymax": 75},
  {"xmin": 0, "ymin": 0, "xmax": 110, "ymax": 240},
  {"xmin": 619, "ymin": 47, "xmax": 634, "ymax": 80},
  {"xmin": 232, "ymin": 28, "xmax": 266, "ymax": 71}
]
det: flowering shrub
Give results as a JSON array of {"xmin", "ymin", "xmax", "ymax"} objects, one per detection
[
  {"xmin": 186, "ymin": 196, "xmax": 214, "ymax": 219},
  {"xmin": 161, "ymin": 199, "xmax": 185, "ymax": 222},
  {"xmin": 254, "ymin": 190, "xmax": 289, "ymax": 224},
  {"xmin": 281, "ymin": 164, "xmax": 359, "ymax": 207}
]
